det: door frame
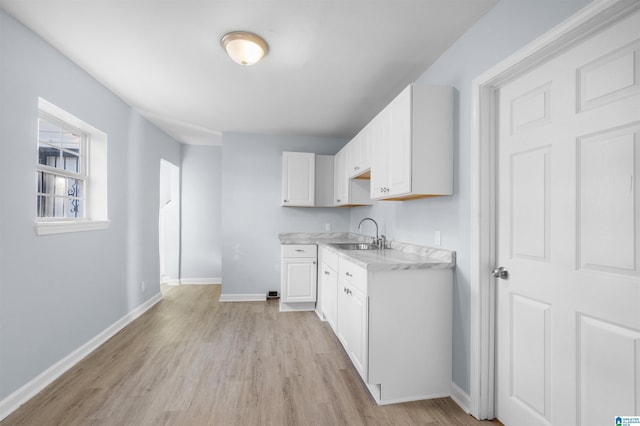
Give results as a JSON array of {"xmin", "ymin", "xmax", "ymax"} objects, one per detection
[{"xmin": 469, "ymin": 0, "xmax": 640, "ymax": 419}]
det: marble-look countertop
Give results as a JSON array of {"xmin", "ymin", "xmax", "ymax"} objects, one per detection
[
  {"xmin": 279, "ymin": 232, "xmax": 370, "ymax": 245},
  {"xmin": 278, "ymin": 232, "xmax": 455, "ymax": 271}
]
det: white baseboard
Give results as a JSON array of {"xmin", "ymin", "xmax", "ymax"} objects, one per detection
[
  {"xmin": 450, "ymin": 381, "xmax": 472, "ymax": 414},
  {"xmin": 161, "ymin": 277, "xmax": 221, "ymax": 285},
  {"xmin": 219, "ymin": 293, "xmax": 266, "ymax": 302},
  {"xmin": 279, "ymin": 301, "xmax": 316, "ymax": 312},
  {"xmin": 0, "ymin": 293, "xmax": 163, "ymax": 422},
  {"xmin": 179, "ymin": 277, "xmax": 221, "ymax": 285}
]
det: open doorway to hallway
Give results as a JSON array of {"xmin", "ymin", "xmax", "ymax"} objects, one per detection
[{"xmin": 159, "ymin": 159, "xmax": 180, "ymax": 289}]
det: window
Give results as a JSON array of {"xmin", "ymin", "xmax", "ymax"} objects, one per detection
[
  {"xmin": 37, "ymin": 115, "xmax": 86, "ymax": 218},
  {"xmin": 35, "ymin": 98, "xmax": 109, "ymax": 235}
]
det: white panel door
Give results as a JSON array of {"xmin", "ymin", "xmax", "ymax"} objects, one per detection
[{"xmin": 496, "ymin": 11, "xmax": 640, "ymax": 425}]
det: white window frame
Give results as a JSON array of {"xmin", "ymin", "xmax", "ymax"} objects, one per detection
[{"xmin": 34, "ymin": 98, "xmax": 110, "ymax": 235}]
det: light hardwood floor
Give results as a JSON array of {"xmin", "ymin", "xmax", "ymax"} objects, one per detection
[{"xmin": 2, "ymin": 285, "xmax": 499, "ymax": 425}]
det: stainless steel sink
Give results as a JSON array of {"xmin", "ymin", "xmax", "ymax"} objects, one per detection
[{"xmin": 330, "ymin": 242, "xmax": 381, "ymax": 250}]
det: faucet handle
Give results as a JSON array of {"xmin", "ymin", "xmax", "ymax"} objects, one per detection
[{"xmin": 377, "ymin": 234, "xmax": 387, "ymax": 249}]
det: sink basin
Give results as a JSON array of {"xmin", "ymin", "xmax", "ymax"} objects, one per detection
[{"xmin": 330, "ymin": 242, "xmax": 381, "ymax": 251}]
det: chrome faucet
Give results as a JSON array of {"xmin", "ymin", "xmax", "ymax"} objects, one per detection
[{"xmin": 357, "ymin": 217, "xmax": 386, "ymax": 248}]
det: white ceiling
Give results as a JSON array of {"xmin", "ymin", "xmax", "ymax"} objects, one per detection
[{"xmin": 0, "ymin": 0, "xmax": 497, "ymax": 145}]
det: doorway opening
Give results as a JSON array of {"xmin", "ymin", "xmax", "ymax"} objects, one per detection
[{"xmin": 159, "ymin": 159, "xmax": 180, "ymax": 290}]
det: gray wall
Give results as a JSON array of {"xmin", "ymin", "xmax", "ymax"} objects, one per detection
[
  {"xmin": 220, "ymin": 133, "xmax": 350, "ymax": 296},
  {"xmin": 180, "ymin": 145, "xmax": 222, "ymax": 280},
  {"xmin": 349, "ymin": 0, "xmax": 592, "ymax": 395},
  {"xmin": 0, "ymin": 10, "xmax": 182, "ymax": 401}
]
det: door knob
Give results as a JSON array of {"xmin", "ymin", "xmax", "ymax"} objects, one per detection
[{"xmin": 492, "ymin": 266, "xmax": 509, "ymax": 279}]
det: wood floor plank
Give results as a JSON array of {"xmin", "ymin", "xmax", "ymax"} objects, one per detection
[{"xmin": 1, "ymin": 285, "xmax": 498, "ymax": 425}]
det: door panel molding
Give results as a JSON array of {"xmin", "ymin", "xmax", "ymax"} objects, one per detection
[
  {"xmin": 577, "ymin": 123, "xmax": 639, "ymax": 275},
  {"xmin": 577, "ymin": 313, "xmax": 640, "ymax": 426}
]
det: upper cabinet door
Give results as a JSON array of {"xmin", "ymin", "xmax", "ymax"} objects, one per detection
[
  {"xmin": 370, "ymin": 106, "xmax": 390, "ymax": 198},
  {"xmin": 333, "ymin": 148, "xmax": 347, "ymax": 206},
  {"xmin": 348, "ymin": 125, "xmax": 373, "ymax": 179},
  {"xmin": 282, "ymin": 152, "xmax": 315, "ymax": 206},
  {"xmin": 387, "ymin": 86, "xmax": 412, "ymax": 197},
  {"xmin": 347, "ymin": 133, "xmax": 361, "ymax": 179},
  {"xmin": 360, "ymin": 122, "xmax": 372, "ymax": 174},
  {"xmin": 370, "ymin": 84, "xmax": 453, "ymax": 200}
]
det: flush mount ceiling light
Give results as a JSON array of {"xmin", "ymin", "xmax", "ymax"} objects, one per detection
[{"xmin": 221, "ymin": 31, "xmax": 268, "ymax": 66}]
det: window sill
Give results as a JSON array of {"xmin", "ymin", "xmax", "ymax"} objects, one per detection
[{"xmin": 34, "ymin": 220, "xmax": 111, "ymax": 236}]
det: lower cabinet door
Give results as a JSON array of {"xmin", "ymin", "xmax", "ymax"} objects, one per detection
[
  {"xmin": 348, "ymin": 286, "xmax": 368, "ymax": 380},
  {"xmin": 321, "ymin": 264, "xmax": 338, "ymax": 332},
  {"xmin": 337, "ymin": 277, "xmax": 349, "ymax": 348},
  {"xmin": 337, "ymin": 279, "xmax": 368, "ymax": 381},
  {"xmin": 282, "ymin": 258, "xmax": 317, "ymax": 302}
]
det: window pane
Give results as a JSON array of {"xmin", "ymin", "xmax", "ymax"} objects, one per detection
[
  {"xmin": 63, "ymin": 152, "xmax": 80, "ymax": 173},
  {"xmin": 39, "ymin": 117, "xmax": 82, "ymax": 172},
  {"xmin": 37, "ymin": 171, "xmax": 65, "ymax": 196},
  {"xmin": 38, "ymin": 145, "xmax": 61, "ymax": 168},
  {"xmin": 54, "ymin": 175, "xmax": 66, "ymax": 197},
  {"xmin": 37, "ymin": 171, "xmax": 44, "ymax": 194},
  {"xmin": 37, "ymin": 195, "xmax": 47, "ymax": 217},
  {"xmin": 66, "ymin": 178, "xmax": 84, "ymax": 218},
  {"xmin": 37, "ymin": 173, "xmax": 85, "ymax": 218},
  {"xmin": 66, "ymin": 198, "xmax": 84, "ymax": 218},
  {"xmin": 37, "ymin": 195, "xmax": 65, "ymax": 218}
]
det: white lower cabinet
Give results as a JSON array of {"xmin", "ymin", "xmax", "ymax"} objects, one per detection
[
  {"xmin": 338, "ymin": 275, "xmax": 368, "ymax": 379},
  {"xmin": 317, "ymin": 248, "xmax": 338, "ymax": 332},
  {"xmin": 327, "ymin": 246, "xmax": 452, "ymax": 405},
  {"xmin": 280, "ymin": 245, "xmax": 317, "ymax": 312}
]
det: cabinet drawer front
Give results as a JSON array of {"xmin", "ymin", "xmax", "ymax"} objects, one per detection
[
  {"xmin": 320, "ymin": 247, "xmax": 338, "ymax": 270},
  {"xmin": 338, "ymin": 257, "xmax": 367, "ymax": 294},
  {"xmin": 282, "ymin": 244, "xmax": 317, "ymax": 258}
]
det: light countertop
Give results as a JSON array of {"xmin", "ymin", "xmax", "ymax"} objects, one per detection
[{"xmin": 278, "ymin": 232, "xmax": 455, "ymax": 271}]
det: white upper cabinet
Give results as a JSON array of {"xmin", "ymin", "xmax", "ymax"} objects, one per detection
[
  {"xmin": 281, "ymin": 84, "xmax": 452, "ymax": 207},
  {"xmin": 370, "ymin": 84, "xmax": 453, "ymax": 200},
  {"xmin": 347, "ymin": 126, "xmax": 372, "ymax": 179},
  {"xmin": 333, "ymin": 148, "xmax": 347, "ymax": 205},
  {"xmin": 333, "ymin": 147, "xmax": 371, "ymax": 207},
  {"xmin": 282, "ymin": 152, "xmax": 315, "ymax": 206},
  {"xmin": 360, "ymin": 122, "xmax": 372, "ymax": 175},
  {"xmin": 314, "ymin": 154, "xmax": 334, "ymax": 207},
  {"xmin": 370, "ymin": 106, "xmax": 390, "ymax": 198}
]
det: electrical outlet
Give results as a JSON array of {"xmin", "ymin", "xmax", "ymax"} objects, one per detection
[
  {"xmin": 325, "ymin": 223, "xmax": 331, "ymax": 231},
  {"xmin": 434, "ymin": 231, "xmax": 442, "ymax": 246},
  {"xmin": 267, "ymin": 290, "xmax": 279, "ymax": 299},
  {"xmin": 141, "ymin": 281, "xmax": 146, "ymax": 292}
]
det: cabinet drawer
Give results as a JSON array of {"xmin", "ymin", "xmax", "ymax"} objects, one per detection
[
  {"xmin": 282, "ymin": 244, "xmax": 317, "ymax": 258},
  {"xmin": 320, "ymin": 247, "xmax": 338, "ymax": 270},
  {"xmin": 338, "ymin": 256, "xmax": 367, "ymax": 294}
]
